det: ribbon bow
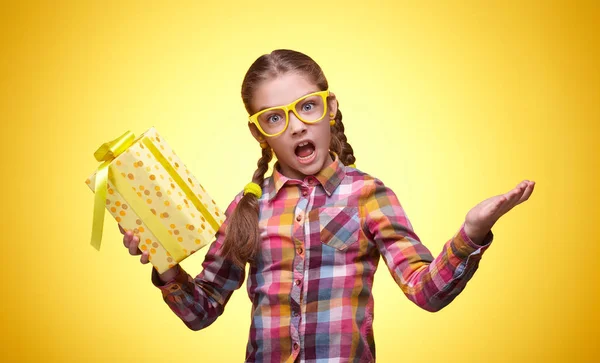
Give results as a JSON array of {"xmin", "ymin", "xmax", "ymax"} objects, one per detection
[
  {"xmin": 94, "ymin": 130, "xmax": 135, "ymax": 162},
  {"xmin": 90, "ymin": 131, "xmax": 136, "ymax": 251}
]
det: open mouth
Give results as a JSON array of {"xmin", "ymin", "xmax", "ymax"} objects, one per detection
[{"xmin": 295, "ymin": 141, "xmax": 316, "ymax": 164}]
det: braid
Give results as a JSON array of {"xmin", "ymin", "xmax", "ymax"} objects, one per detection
[
  {"xmin": 252, "ymin": 146, "xmax": 273, "ymax": 185},
  {"xmin": 220, "ymin": 147, "xmax": 273, "ymax": 268},
  {"xmin": 330, "ymin": 104, "xmax": 356, "ymax": 167}
]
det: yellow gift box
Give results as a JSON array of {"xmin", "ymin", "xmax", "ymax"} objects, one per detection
[{"xmin": 85, "ymin": 127, "xmax": 225, "ymax": 273}]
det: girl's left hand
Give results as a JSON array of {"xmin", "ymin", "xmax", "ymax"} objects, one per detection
[{"xmin": 464, "ymin": 180, "xmax": 536, "ymax": 245}]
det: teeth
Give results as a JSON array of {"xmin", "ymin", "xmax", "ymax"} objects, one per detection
[{"xmin": 298, "ymin": 141, "xmax": 309, "ymax": 147}]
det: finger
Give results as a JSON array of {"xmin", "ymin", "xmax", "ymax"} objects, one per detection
[
  {"xmin": 506, "ymin": 181, "xmax": 527, "ymax": 203},
  {"xmin": 508, "ymin": 181, "xmax": 531, "ymax": 207},
  {"xmin": 487, "ymin": 195, "xmax": 509, "ymax": 220},
  {"xmin": 129, "ymin": 235, "xmax": 141, "ymax": 255},
  {"xmin": 123, "ymin": 230, "xmax": 133, "ymax": 248},
  {"xmin": 140, "ymin": 251, "xmax": 149, "ymax": 264},
  {"xmin": 490, "ymin": 195, "xmax": 508, "ymax": 213},
  {"xmin": 494, "ymin": 183, "xmax": 524, "ymax": 216},
  {"xmin": 478, "ymin": 194, "xmax": 506, "ymax": 212},
  {"xmin": 517, "ymin": 181, "xmax": 535, "ymax": 204},
  {"xmin": 500, "ymin": 181, "xmax": 529, "ymax": 213}
]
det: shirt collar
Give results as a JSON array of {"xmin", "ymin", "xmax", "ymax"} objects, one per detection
[{"xmin": 266, "ymin": 151, "xmax": 346, "ymax": 202}]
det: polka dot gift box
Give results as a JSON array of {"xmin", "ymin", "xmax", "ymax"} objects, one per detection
[{"xmin": 85, "ymin": 127, "xmax": 225, "ymax": 274}]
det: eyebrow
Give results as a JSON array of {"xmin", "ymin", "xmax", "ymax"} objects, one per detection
[{"xmin": 256, "ymin": 90, "xmax": 320, "ymax": 112}]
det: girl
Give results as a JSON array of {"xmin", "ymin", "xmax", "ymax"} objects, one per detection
[{"xmin": 120, "ymin": 49, "xmax": 535, "ymax": 363}]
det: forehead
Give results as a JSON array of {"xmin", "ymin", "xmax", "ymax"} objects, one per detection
[{"xmin": 253, "ymin": 73, "xmax": 318, "ymax": 112}]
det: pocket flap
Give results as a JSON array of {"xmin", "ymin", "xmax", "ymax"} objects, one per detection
[{"xmin": 319, "ymin": 206, "xmax": 360, "ymax": 251}]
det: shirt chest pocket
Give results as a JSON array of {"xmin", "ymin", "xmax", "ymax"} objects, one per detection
[{"xmin": 317, "ymin": 206, "xmax": 361, "ymax": 251}]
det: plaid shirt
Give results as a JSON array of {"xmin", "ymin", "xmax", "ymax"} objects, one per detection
[{"xmin": 151, "ymin": 153, "xmax": 494, "ymax": 362}]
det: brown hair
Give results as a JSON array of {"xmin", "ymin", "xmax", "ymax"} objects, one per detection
[{"xmin": 220, "ymin": 49, "xmax": 356, "ymax": 268}]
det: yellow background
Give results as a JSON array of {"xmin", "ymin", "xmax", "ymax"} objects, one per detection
[{"xmin": 1, "ymin": 1, "xmax": 598, "ymax": 362}]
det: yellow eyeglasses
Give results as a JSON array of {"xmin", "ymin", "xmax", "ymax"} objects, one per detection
[{"xmin": 248, "ymin": 90, "xmax": 330, "ymax": 137}]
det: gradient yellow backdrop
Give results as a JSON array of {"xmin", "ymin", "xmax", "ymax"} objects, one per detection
[{"xmin": 1, "ymin": 1, "xmax": 598, "ymax": 362}]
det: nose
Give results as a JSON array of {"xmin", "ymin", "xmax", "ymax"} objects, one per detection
[{"xmin": 287, "ymin": 111, "xmax": 307, "ymax": 136}]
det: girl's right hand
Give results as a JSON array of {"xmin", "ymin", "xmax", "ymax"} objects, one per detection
[
  {"xmin": 118, "ymin": 224, "xmax": 179, "ymax": 282},
  {"xmin": 119, "ymin": 224, "xmax": 149, "ymax": 264}
]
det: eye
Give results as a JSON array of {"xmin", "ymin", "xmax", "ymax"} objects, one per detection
[
  {"xmin": 268, "ymin": 114, "xmax": 282, "ymax": 123},
  {"xmin": 302, "ymin": 102, "xmax": 315, "ymax": 112}
]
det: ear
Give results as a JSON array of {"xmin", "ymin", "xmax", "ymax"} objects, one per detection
[
  {"xmin": 327, "ymin": 91, "xmax": 338, "ymax": 117},
  {"xmin": 248, "ymin": 123, "xmax": 267, "ymax": 144}
]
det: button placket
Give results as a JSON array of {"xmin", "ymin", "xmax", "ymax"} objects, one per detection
[
  {"xmin": 290, "ymin": 187, "xmax": 308, "ymax": 359},
  {"xmin": 295, "ymin": 212, "xmax": 304, "ymax": 223}
]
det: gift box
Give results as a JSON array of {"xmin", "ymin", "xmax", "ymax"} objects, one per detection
[{"xmin": 86, "ymin": 127, "xmax": 225, "ymax": 273}]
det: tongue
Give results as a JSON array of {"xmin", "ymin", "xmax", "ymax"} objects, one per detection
[{"xmin": 296, "ymin": 144, "xmax": 315, "ymax": 158}]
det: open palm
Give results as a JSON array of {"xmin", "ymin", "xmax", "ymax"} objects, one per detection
[{"xmin": 464, "ymin": 180, "xmax": 536, "ymax": 244}]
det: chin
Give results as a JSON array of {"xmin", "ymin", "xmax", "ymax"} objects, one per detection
[{"xmin": 303, "ymin": 148, "xmax": 328, "ymax": 174}]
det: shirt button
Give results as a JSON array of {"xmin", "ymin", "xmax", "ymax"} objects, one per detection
[
  {"xmin": 302, "ymin": 190, "xmax": 308, "ymax": 196},
  {"xmin": 295, "ymin": 279, "xmax": 302, "ymax": 286},
  {"xmin": 293, "ymin": 311, "xmax": 298, "ymax": 317},
  {"xmin": 297, "ymin": 247, "xmax": 303, "ymax": 254},
  {"xmin": 296, "ymin": 215, "xmax": 302, "ymax": 222},
  {"xmin": 293, "ymin": 342, "xmax": 299, "ymax": 350}
]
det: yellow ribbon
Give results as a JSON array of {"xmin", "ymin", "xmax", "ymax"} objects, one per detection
[
  {"xmin": 90, "ymin": 130, "xmax": 221, "ymax": 264},
  {"xmin": 91, "ymin": 131, "xmax": 135, "ymax": 251},
  {"xmin": 93, "ymin": 130, "xmax": 135, "ymax": 163},
  {"xmin": 141, "ymin": 137, "xmax": 221, "ymax": 234}
]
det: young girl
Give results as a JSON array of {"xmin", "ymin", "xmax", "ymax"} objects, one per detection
[{"xmin": 120, "ymin": 49, "xmax": 535, "ymax": 363}]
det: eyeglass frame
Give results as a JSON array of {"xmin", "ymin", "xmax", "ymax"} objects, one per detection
[{"xmin": 248, "ymin": 89, "xmax": 330, "ymax": 137}]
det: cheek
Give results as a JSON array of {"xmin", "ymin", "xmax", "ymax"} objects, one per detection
[
  {"xmin": 317, "ymin": 125, "xmax": 332, "ymax": 146},
  {"xmin": 269, "ymin": 139, "xmax": 289, "ymax": 154}
]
